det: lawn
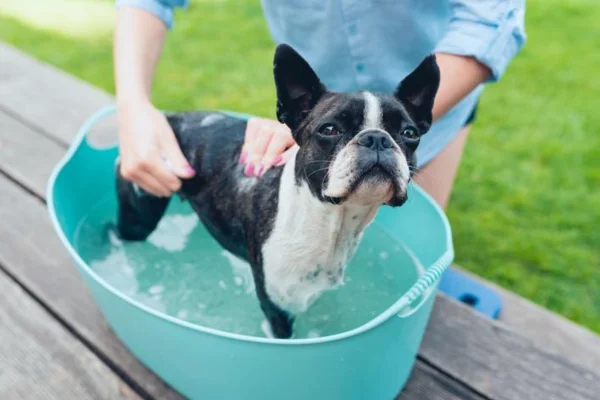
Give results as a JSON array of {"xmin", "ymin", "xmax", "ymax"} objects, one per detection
[{"xmin": 1, "ymin": 0, "xmax": 598, "ymax": 332}]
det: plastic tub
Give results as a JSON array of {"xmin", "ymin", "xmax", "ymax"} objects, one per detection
[{"xmin": 47, "ymin": 106, "xmax": 454, "ymax": 400}]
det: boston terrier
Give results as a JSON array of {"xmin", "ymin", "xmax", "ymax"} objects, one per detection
[{"xmin": 115, "ymin": 44, "xmax": 440, "ymax": 338}]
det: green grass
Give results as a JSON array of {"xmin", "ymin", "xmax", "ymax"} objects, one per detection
[{"xmin": 1, "ymin": 0, "xmax": 599, "ymax": 332}]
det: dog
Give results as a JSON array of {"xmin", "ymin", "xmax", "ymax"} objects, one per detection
[{"xmin": 115, "ymin": 44, "xmax": 440, "ymax": 338}]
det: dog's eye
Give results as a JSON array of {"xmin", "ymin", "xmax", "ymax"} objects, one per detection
[
  {"xmin": 318, "ymin": 124, "xmax": 342, "ymax": 137},
  {"xmin": 401, "ymin": 127, "xmax": 419, "ymax": 141}
]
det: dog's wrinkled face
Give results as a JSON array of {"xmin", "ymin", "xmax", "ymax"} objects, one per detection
[{"xmin": 274, "ymin": 44, "xmax": 440, "ymax": 207}]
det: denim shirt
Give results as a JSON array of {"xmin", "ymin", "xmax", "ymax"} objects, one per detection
[{"xmin": 116, "ymin": 0, "xmax": 526, "ymax": 166}]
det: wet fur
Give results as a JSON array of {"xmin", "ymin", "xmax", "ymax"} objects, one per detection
[
  {"xmin": 115, "ymin": 44, "xmax": 440, "ymax": 338},
  {"xmin": 116, "ymin": 111, "xmax": 296, "ymax": 337}
]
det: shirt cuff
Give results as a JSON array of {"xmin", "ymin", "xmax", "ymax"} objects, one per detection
[
  {"xmin": 435, "ymin": 3, "xmax": 526, "ymax": 81},
  {"xmin": 116, "ymin": 0, "xmax": 188, "ymax": 30}
]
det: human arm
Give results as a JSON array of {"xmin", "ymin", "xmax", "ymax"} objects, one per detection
[
  {"xmin": 432, "ymin": 0, "xmax": 527, "ymax": 121},
  {"xmin": 114, "ymin": 1, "xmax": 194, "ymax": 197}
]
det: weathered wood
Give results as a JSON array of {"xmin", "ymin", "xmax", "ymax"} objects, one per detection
[
  {"xmin": 0, "ymin": 270, "xmax": 140, "ymax": 400},
  {"xmin": 0, "ymin": 111, "xmax": 64, "ymax": 193},
  {"xmin": 458, "ymin": 266, "xmax": 600, "ymax": 371},
  {"xmin": 397, "ymin": 361, "xmax": 486, "ymax": 400},
  {"xmin": 420, "ymin": 295, "xmax": 600, "ymax": 400},
  {"xmin": 0, "ymin": 171, "xmax": 184, "ymax": 399},
  {"xmin": 0, "ymin": 42, "xmax": 115, "ymax": 146}
]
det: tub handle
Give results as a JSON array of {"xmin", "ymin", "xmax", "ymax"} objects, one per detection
[
  {"xmin": 395, "ymin": 285, "xmax": 436, "ymax": 318},
  {"xmin": 70, "ymin": 104, "xmax": 118, "ymax": 153},
  {"xmin": 394, "ymin": 256, "xmax": 451, "ymax": 318}
]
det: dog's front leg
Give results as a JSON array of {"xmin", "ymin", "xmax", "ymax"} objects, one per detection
[
  {"xmin": 249, "ymin": 262, "xmax": 294, "ymax": 339},
  {"xmin": 114, "ymin": 164, "xmax": 171, "ymax": 241}
]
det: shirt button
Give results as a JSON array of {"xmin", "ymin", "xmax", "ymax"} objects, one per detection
[
  {"xmin": 348, "ymin": 24, "xmax": 357, "ymax": 35},
  {"xmin": 356, "ymin": 64, "xmax": 365, "ymax": 73}
]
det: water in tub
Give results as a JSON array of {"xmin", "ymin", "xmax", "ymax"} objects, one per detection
[{"xmin": 75, "ymin": 198, "xmax": 426, "ymax": 338}]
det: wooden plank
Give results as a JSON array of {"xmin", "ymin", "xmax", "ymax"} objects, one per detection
[
  {"xmin": 0, "ymin": 171, "xmax": 185, "ymax": 400},
  {"xmin": 397, "ymin": 361, "xmax": 486, "ymax": 400},
  {"xmin": 420, "ymin": 295, "xmax": 600, "ymax": 400},
  {"xmin": 0, "ymin": 270, "xmax": 140, "ymax": 400},
  {"xmin": 0, "ymin": 42, "xmax": 115, "ymax": 146},
  {"xmin": 0, "ymin": 111, "xmax": 64, "ymax": 193},
  {"xmin": 457, "ymin": 266, "xmax": 600, "ymax": 371}
]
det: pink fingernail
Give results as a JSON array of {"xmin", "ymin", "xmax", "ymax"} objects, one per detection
[
  {"xmin": 244, "ymin": 164, "xmax": 254, "ymax": 177},
  {"xmin": 254, "ymin": 164, "xmax": 264, "ymax": 177},
  {"xmin": 239, "ymin": 151, "xmax": 248, "ymax": 164},
  {"xmin": 273, "ymin": 155, "xmax": 283, "ymax": 165},
  {"xmin": 184, "ymin": 166, "xmax": 196, "ymax": 176},
  {"xmin": 274, "ymin": 157, "xmax": 286, "ymax": 167}
]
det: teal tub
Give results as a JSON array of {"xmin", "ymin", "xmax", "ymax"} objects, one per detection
[{"xmin": 47, "ymin": 106, "xmax": 454, "ymax": 400}]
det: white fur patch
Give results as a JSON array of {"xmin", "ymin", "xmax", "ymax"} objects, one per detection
[
  {"xmin": 199, "ymin": 113, "xmax": 225, "ymax": 127},
  {"xmin": 321, "ymin": 145, "xmax": 355, "ymax": 198},
  {"xmin": 362, "ymin": 91, "xmax": 383, "ymax": 131},
  {"xmin": 261, "ymin": 155, "xmax": 377, "ymax": 315},
  {"xmin": 237, "ymin": 175, "xmax": 258, "ymax": 192},
  {"xmin": 396, "ymin": 152, "xmax": 410, "ymax": 185},
  {"xmin": 323, "ymin": 138, "xmax": 410, "ymax": 202}
]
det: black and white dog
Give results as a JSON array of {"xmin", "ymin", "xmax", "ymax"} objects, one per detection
[{"xmin": 115, "ymin": 44, "xmax": 440, "ymax": 338}]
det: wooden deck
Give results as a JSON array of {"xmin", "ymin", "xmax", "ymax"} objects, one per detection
[{"xmin": 0, "ymin": 42, "xmax": 598, "ymax": 400}]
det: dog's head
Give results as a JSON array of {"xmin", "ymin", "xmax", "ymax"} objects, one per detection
[{"xmin": 274, "ymin": 44, "xmax": 440, "ymax": 207}]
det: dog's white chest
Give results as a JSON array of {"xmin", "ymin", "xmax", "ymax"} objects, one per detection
[{"xmin": 261, "ymin": 158, "xmax": 376, "ymax": 314}]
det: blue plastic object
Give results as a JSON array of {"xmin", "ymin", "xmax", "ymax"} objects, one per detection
[
  {"xmin": 438, "ymin": 268, "xmax": 503, "ymax": 319},
  {"xmin": 47, "ymin": 105, "xmax": 455, "ymax": 400}
]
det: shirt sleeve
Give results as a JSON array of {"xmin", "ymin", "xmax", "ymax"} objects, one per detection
[
  {"xmin": 435, "ymin": 0, "xmax": 527, "ymax": 81},
  {"xmin": 115, "ymin": 0, "xmax": 189, "ymax": 29}
]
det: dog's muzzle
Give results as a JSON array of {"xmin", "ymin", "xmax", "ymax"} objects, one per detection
[{"xmin": 323, "ymin": 130, "xmax": 410, "ymax": 205}]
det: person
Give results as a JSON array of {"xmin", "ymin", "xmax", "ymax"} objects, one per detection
[{"xmin": 113, "ymin": 0, "xmax": 526, "ymax": 208}]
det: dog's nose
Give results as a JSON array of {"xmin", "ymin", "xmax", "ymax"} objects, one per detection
[{"xmin": 357, "ymin": 132, "xmax": 394, "ymax": 151}]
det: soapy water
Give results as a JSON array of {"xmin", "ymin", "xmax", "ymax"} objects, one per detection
[{"xmin": 75, "ymin": 198, "xmax": 425, "ymax": 338}]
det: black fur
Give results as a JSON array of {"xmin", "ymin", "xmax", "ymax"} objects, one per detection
[{"xmin": 115, "ymin": 44, "xmax": 440, "ymax": 338}]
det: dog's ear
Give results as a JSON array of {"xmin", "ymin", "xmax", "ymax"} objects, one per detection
[
  {"xmin": 274, "ymin": 44, "xmax": 326, "ymax": 134},
  {"xmin": 394, "ymin": 54, "xmax": 440, "ymax": 134}
]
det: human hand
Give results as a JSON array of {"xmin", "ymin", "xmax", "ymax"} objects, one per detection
[
  {"xmin": 239, "ymin": 117, "xmax": 297, "ymax": 177},
  {"xmin": 117, "ymin": 101, "xmax": 196, "ymax": 197}
]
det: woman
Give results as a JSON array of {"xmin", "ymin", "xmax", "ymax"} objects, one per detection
[{"xmin": 113, "ymin": 0, "xmax": 526, "ymax": 208}]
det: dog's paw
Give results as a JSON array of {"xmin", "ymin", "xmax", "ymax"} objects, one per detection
[{"xmin": 269, "ymin": 314, "xmax": 294, "ymax": 339}]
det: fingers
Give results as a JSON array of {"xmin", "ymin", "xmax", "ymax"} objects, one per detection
[
  {"xmin": 242, "ymin": 117, "xmax": 295, "ymax": 177},
  {"xmin": 158, "ymin": 124, "xmax": 196, "ymax": 179},
  {"xmin": 279, "ymin": 145, "xmax": 299, "ymax": 165},
  {"xmin": 136, "ymin": 171, "xmax": 173, "ymax": 197},
  {"xmin": 261, "ymin": 129, "xmax": 295, "ymax": 176},
  {"xmin": 117, "ymin": 102, "xmax": 192, "ymax": 197},
  {"xmin": 120, "ymin": 151, "xmax": 182, "ymax": 197},
  {"xmin": 121, "ymin": 162, "xmax": 172, "ymax": 197},
  {"xmin": 240, "ymin": 117, "xmax": 260, "ymax": 162},
  {"xmin": 246, "ymin": 126, "xmax": 273, "ymax": 176},
  {"xmin": 147, "ymin": 153, "xmax": 183, "ymax": 192}
]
